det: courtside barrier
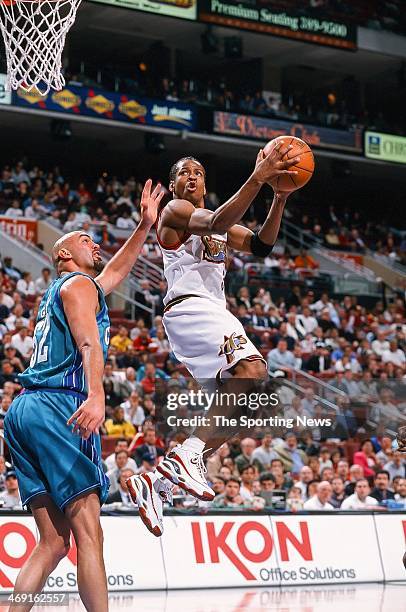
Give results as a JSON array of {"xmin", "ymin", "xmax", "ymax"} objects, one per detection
[{"xmin": 0, "ymin": 511, "xmax": 404, "ymax": 591}]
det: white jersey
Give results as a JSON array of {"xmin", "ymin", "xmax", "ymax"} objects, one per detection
[
  {"xmin": 157, "ymin": 210, "xmax": 266, "ymax": 383},
  {"xmin": 156, "ymin": 221, "xmax": 227, "ymax": 306}
]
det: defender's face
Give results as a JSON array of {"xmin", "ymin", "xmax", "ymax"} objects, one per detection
[
  {"xmin": 171, "ymin": 160, "xmax": 206, "ymax": 205},
  {"xmin": 68, "ymin": 233, "xmax": 103, "ymax": 273}
]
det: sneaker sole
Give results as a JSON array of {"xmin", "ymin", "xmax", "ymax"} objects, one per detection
[
  {"xmin": 156, "ymin": 464, "xmax": 215, "ymax": 502},
  {"xmin": 127, "ymin": 478, "xmax": 163, "ymax": 537}
]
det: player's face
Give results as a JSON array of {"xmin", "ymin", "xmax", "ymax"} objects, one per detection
[
  {"xmin": 71, "ymin": 233, "xmax": 104, "ymax": 273},
  {"xmin": 171, "ymin": 161, "xmax": 206, "ymax": 205}
]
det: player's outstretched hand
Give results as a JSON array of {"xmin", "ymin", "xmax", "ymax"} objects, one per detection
[
  {"xmin": 67, "ymin": 395, "xmax": 105, "ymax": 440},
  {"xmin": 252, "ymin": 141, "xmax": 299, "ymax": 185},
  {"xmin": 139, "ymin": 179, "xmax": 165, "ymax": 229}
]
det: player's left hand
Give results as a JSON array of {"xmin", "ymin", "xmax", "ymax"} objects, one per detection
[
  {"xmin": 67, "ymin": 395, "xmax": 105, "ymax": 440},
  {"xmin": 252, "ymin": 142, "xmax": 299, "ymax": 185},
  {"xmin": 139, "ymin": 179, "xmax": 165, "ymax": 229}
]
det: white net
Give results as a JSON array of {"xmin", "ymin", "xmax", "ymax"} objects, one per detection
[{"xmin": 0, "ymin": 0, "xmax": 82, "ymax": 96}]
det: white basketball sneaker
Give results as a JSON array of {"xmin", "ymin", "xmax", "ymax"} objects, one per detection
[
  {"xmin": 127, "ymin": 472, "xmax": 173, "ymax": 537},
  {"xmin": 156, "ymin": 445, "xmax": 215, "ymax": 501}
]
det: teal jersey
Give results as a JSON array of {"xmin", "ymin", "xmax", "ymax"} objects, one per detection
[{"xmin": 19, "ymin": 272, "xmax": 110, "ymax": 394}]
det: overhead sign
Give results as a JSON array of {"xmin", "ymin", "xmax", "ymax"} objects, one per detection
[
  {"xmin": 365, "ymin": 131, "xmax": 406, "ymax": 164},
  {"xmin": 13, "ymin": 85, "xmax": 196, "ymax": 131},
  {"xmin": 0, "ymin": 217, "xmax": 37, "ymax": 242},
  {"xmin": 0, "ymin": 73, "xmax": 11, "ymax": 106},
  {"xmin": 91, "ymin": 0, "xmax": 197, "ymax": 20},
  {"xmin": 198, "ymin": 0, "xmax": 357, "ymax": 49},
  {"xmin": 214, "ymin": 111, "xmax": 362, "ymax": 152}
]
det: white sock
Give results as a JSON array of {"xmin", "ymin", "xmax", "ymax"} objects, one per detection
[{"xmin": 182, "ymin": 436, "xmax": 205, "ymax": 454}]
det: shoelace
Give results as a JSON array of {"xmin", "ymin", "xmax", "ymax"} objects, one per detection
[{"xmin": 192, "ymin": 448, "xmax": 212, "ymax": 480}]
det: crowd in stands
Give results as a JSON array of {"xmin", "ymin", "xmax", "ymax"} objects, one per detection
[
  {"xmin": 287, "ymin": 204, "xmax": 406, "ymax": 265},
  {"xmin": 0, "ymin": 158, "xmax": 405, "ymax": 512}
]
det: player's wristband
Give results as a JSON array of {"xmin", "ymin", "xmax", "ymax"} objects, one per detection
[{"xmin": 250, "ymin": 231, "xmax": 274, "ymax": 257}]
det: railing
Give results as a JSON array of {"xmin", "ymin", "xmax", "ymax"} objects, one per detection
[
  {"xmin": 2, "ymin": 229, "xmax": 156, "ymax": 319},
  {"xmin": 1, "ymin": 230, "xmax": 53, "ymax": 267},
  {"xmin": 280, "ymin": 378, "xmax": 339, "ymax": 414},
  {"xmin": 280, "ymin": 219, "xmax": 377, "ymax": 281},
  {"xmin": 291, "ymin": 368, "xmax": 347, "ymax": 403}
]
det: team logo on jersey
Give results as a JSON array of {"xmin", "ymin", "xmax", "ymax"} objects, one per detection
[
  {"xmin": 219, "ymin": 332, "xmax": 247, "ymax": 364},
  {"xmin": 202, "ymin": 236, "xmax": 227, "ymax": 264}
]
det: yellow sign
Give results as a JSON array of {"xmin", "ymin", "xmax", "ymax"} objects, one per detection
[
  {"xmin": 17, "ymin": 88, "xmax": 44, "ymax": 105},
  {"xmin": 85, "ymin": 94, "xmax": 115, "ymax": 114},
  {"xmin": 118, "ymin": 99, "xmax": 147, "ymax": 119},
  {"xmin": 52, "ymin": 89, "xmax": 81, "ymax": 110}
]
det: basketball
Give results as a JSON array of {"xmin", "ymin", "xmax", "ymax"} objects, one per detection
[{"xmin": 263, "ymin": 135, "xmax": 315, "ymax": 192}]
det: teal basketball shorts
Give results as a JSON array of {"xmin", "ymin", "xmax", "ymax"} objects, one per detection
[{"xmin": 4, "ymin": 388, "xmax": 110, "ymax": 510}]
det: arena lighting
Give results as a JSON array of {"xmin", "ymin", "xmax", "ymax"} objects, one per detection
[
  {"xmin": 50, "ymin": 119, "xmax": 72, "ymax": 141},
  {"xmin": 144, "ymin": 133, "xmax": 165, "ymax": 154},
  {"xmin": 331, "ymin": 159, "xmax": 352, "ymax": 178},
  {"xmin": 224, "ymin": 36, "xmax": 243, "ymax": 59},
  {"xmin": 201, "ymin": 26, "xmax": 219, "ymax": 54}
]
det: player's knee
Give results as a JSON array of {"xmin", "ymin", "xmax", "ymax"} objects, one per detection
[
  {"xmin": 41, "ymin": 538, "xmax": 70, "ymax": 563},
  {"xmin": 235, "ymin": 359, "xmax": 268, "ymax": 382}
]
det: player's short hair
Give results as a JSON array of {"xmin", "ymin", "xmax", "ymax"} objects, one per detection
[{"xmin": 169, "ymin": 157, "xmax": 205, "ymax": 182}]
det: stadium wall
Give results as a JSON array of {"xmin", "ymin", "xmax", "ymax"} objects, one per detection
[{"xmin": 0, "ymin": 512, "xmax": 404, "ymax": 591}]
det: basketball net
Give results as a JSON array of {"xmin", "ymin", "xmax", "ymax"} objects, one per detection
[{"xmin": 0, "ymin": 0, "xmax": 82, "ymax": 96}]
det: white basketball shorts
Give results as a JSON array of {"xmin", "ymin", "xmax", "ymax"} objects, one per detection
[{"xmin": 163, "ymin": 295, "xmax": 266, "ymax": 383}]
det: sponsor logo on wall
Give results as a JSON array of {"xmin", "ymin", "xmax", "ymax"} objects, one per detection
[
  {"xmin": 0, "ymin": 74, "xmax": 12, "ymax": 106},
  {"xmin": 12, "ymin": 85, "xmax": 196, "ymax": 131}
]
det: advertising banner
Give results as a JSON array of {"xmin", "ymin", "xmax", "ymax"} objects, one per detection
[
  {"xmin": 365, "ymin": 131, "xmax": 406, "ymax": 165},
  {"xmin": 162, "ymin": 514, "xmax": 383, "ymax": 588},
  {"xmin": 374, "ymin": 514, "xmax": 406, "ymax": 582},
  {"xmin": 91, "ymin": 0, "xmax": 197, "ymax": 20},
  {"xmin": 0, "ymin": 516, "xmax": 165, "ymax": 592},
  {"xmin": 0, "ymin": 513, "xmax": 403, "ymax": 593},
  {"xmin": 13, "ymin": 86, "xmax": 196, "ymax": 131},
  {"xmin": 198, "ymin": 0, "xmax": 357, "ymax": 50},
  {"xmin": 0, "ymin": 74, "xmax": 11, "ymax": 106},
  {"xmin": 214, "ymin": 111, "xmax": 362, "ymax": 152},
  {"xmin": 0, "ymin": 217, "xmax": 37, "ymax": 242}
]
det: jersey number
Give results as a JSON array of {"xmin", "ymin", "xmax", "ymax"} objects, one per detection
[{"xmin": 30, "ymin": 314, "xmax": 51, "ymax": 367}]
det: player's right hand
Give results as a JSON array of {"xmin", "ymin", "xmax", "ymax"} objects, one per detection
[
  {"xmin": 252, "ymin": 142, "xmax": 299, "ymax": 185},
  {"xmin": 67, "ymin": 394, "xmax": 105, "ymax": 440}
]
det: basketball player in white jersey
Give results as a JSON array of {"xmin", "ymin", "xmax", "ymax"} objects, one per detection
[{"xmin": 127, "ymin": 142, "xmax": 299, "ymax": 535}]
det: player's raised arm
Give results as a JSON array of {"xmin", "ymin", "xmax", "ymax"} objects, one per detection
[
  {"xmin": 227, "ymin": 191, "xmax": 289, "ymax": 255},
  {"xmin": 96, "ymin": 179, "xmax": 164, "ymax": 295},
  {"xmin": 162, "ymin": 143, "xmax": 298, "ymax": 237},
  {"xmin": 61, "ymin": 275, "xmax": 105, "ymax": 438}
]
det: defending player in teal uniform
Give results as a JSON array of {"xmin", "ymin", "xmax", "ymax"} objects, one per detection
[{"xmin": 4, "ymin": 180, "xmax": 164, "ymax": 612}]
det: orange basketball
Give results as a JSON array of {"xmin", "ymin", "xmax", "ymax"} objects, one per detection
[{"xmin": 263, "ymin": 135, "xmax": 315, "ymax": 192}]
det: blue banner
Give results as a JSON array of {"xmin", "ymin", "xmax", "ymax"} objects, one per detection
[
  {"xmin": 12, "ymin": 85, "xmax": 196, "ymax": 131},
  {"xmin": 214, "ymin": 111, "xmax": 362, "ymax": 153}
]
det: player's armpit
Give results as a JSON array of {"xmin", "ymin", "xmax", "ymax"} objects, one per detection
[{"xmin": 227, "ymin": 224, "xmax": 253, "ymax": 253}]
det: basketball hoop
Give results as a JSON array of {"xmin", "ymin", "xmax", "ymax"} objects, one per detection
[{"xmin": 0, "ymin": 0, "xmax": 82, "ymax": 96}]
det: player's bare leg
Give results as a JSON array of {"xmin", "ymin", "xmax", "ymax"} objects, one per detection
[
  {"xmin": 10, "ymin": 495, "xmax": 71, "ymax": 612},
  {"xmin": 157, "ymin": 359, "xmax": 267, "ymax": 500},
  {"xmin": 65, "ymin": 491, "xmax": 108, "ymax": 612},
  {"xmin": 195, "ymin": 359, "xmax": 268, "ymax": 450}
]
